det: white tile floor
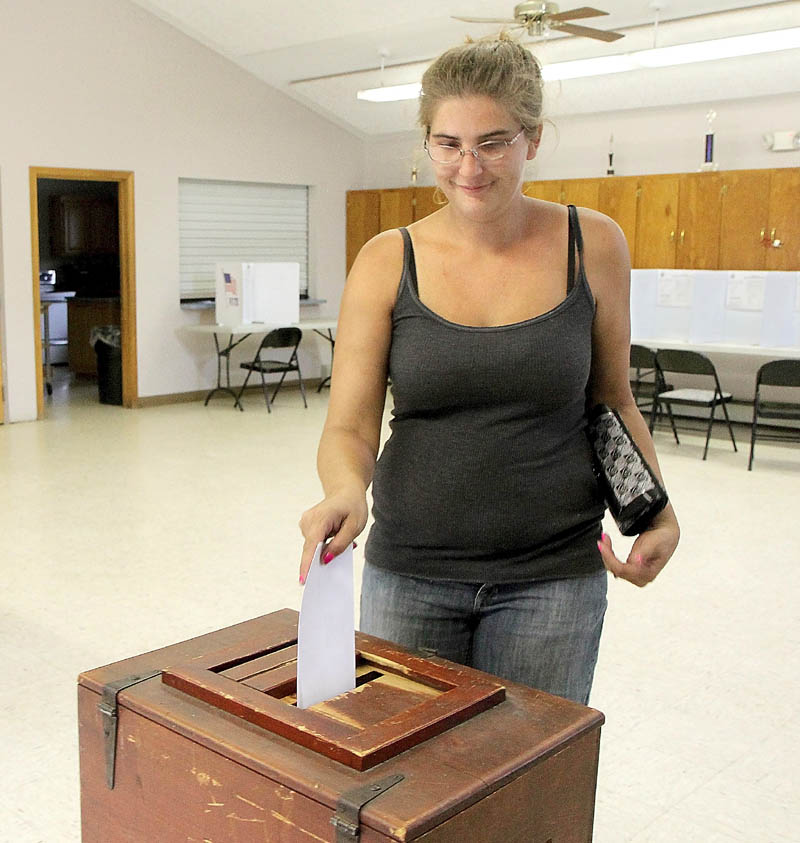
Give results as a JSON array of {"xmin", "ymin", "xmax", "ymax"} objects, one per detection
[{"xmin": 2, "ymin": 370, "xmax": 798, "ymax": 842}]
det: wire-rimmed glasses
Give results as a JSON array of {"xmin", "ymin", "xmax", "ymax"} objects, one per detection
[{"xmin": 424, "ymin": 128, "xmax": 525, "ymax": 164}]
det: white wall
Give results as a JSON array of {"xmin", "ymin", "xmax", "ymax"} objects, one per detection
[
  {"xmin": 362, "ymin": 92, "xmax": 800, "ymax": 188},
  {"xmin": 0, "ymin": 0, "xmax": 364, "ymax": 421}
]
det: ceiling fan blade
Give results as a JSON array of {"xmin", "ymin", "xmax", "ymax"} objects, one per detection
[
  {"xmin": 452, "ymin": 15, "xmax": 518, "ymax": 24},
  {"xmin": 553, "ymin": 21, "xmax": 624, "ymax": 42},
  {"xmin": 549, "ymin": 7, "xmax": 609, "ymax": 22}
]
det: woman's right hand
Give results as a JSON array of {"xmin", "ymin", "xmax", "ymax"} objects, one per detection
[{"xmin": 298, "ymin": 490, "xmax": 368, "ymax": 585}]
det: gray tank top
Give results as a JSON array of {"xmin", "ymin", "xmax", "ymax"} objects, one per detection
[{"xmin": 365, "ymin": 206, "xmax": 606, "ymax": 583}]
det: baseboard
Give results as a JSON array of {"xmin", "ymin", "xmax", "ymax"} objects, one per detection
[{"xmin": 134, "ymin": 380, "xmax": 323, "ymax": 408}]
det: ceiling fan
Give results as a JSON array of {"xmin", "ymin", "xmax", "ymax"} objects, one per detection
[{"xmin": 453, "ymin": 2, "xmax": 625, "ymax": 43}]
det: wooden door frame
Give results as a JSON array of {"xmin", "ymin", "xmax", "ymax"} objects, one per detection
[{"xmin": 29, "ymin": 167, "xmax": 137, "ymax": 416}]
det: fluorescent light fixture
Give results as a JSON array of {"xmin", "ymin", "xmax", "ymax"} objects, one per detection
[
  {"xmin": 356, "ymin": 28, "xmax": 800, "ymax": 100},
  {"xmin": 357, "ymin": 82, "xmax": 421, "ymax": 102},
  {"xmin": 542, "ymin": 54, "xmax": 638, "ymax": 81},
  {"xmin": 634, "ymin": 27, "xmax": 800, "ymax": 67}
]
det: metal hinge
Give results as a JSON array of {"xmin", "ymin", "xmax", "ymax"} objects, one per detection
[
  {"xmin": 98, "ymin": 670, "xmax": 161, "ymax": 789},
  {"xmin": 330, "ymin": 773, "xmax": 404, "ymax": 841}
]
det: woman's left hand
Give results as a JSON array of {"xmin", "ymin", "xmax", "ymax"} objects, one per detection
[{"xmin": 597, "ymin": 514, "xmax": 680, "ymax": 587}]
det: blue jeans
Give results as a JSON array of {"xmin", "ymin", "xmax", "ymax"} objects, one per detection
[{"xmin": 360, "ymin": 564, "xmax": 608, "ymax": 705}]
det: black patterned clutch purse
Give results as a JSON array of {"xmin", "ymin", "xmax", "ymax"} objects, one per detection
[{"xmin": 587, "ymin": 404, "xmax": 668, "ymax": 536}]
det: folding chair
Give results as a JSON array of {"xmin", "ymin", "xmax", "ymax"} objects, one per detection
[
  {"xmin": 654, "ymin": 349, "xmax": 737, "ymax": 460},
  {"xmin": 748, "ymin": 359, "xmax": 800, "ymax": 470},
  {"xmin": 236, "ymin": 327, "xmax": 307, "ymax": 413},
  {"xmin": 629, "ymin": 343, "xmax": 677, "ymax": 436}
]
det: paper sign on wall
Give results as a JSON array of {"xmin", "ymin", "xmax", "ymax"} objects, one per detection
[
  {"xmin": 657, "ymin": 271, "xmax": 693, "ymax": 308},
  {"xmin": 727, "ymin": 272, "xmax": 766, "ymax": 311}
]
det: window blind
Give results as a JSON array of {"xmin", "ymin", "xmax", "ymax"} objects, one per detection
[{"xmin": 179, "ymin": 178, "xmax": 309, "ymax": 300}]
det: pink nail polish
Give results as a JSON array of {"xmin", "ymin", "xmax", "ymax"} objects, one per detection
[
  {"xmin": 299, "ymin": 574, "xmax": 305, "ymax": 585},
  {"xmin": 601, "ymin": 532, "xmax": 608, "ymax": 542},
  {"xmin": 352, "ymin": 541, "xmax": 358, "ymax": 549},
  {"xmin": 596, "ymin": 541, "xmax": 603, "ymax": 551},
  {"xmin": 322, "ymin": 551, "xmax": 334, "ymax": 564}
]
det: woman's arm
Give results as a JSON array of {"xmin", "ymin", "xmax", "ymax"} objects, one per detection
[
  {"xmin": 298, "ymin": 230, "xmax": 402, "ymax": 583},
  {"xmin": 580, "ymin": 208, "xmax": 680, "ymax": 587}
]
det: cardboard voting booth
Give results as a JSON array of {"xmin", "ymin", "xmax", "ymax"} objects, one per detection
[{"xmin": 215, "ymin": 262, "xmax": 300, "ymax": 327}]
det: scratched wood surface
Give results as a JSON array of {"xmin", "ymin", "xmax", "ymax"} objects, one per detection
[{"xmin": 79, "ymin": 609, "xmax": 604, "ymax": 841}]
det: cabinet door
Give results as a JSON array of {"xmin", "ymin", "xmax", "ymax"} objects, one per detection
[
  {"xmin": 634, "ymin": 175, "xmax": 680, "ymax": 269},
  {"xmin": 345, "ymin": 190, "xmax": 380, "ymax": 274},
  {"xmin": 523, "ymin": 180, "xmax": 563, "ymax": 203},
  {"xmin": 379, "ymin": 188, "xmax": 414, "ymax": 232},
  {"xmin": 562, "ymin": 178, "xmax": 601, "ymax": 210},
  {"xmin": 676, "ymin": 173, "xmax": 722, "ymax": 269},
  {"xmin": 718, "ymin": 170, "xmax": 770, "ymax": 270},
  {"xmin": 766, "ymin": 168, "xmax": 800, "ymax": 270},
  {"xmin": 414, "ymin": 186, "xmax": 444, "ymax": 221},
  {"xmin": 597, "ymin": 177, "xmax": 639, "ymax": 259}
]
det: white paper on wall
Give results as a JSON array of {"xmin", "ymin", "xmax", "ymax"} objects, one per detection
[
  {"xmin": 726, "ymin": 272, "xmax": 766, "ymax": 311},
  {"xmin": 760, "ymin": 272, "xmax": 798, "ymax": 347},
  {"xmin": 657, "ymin": 270, "xmax": 694, "ymax": 308},
  {"xmin": 629, "ymin": 270, "xmax": 658, "ymax": 340},
  {"xmin": 689, "ymin": 271, "xmax": 727, "ymax": 343}
]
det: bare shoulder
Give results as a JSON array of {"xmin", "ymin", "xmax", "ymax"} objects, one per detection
[
  {"xmin": 345, "ymin": 228, "xmax": 405, "ymax": 308},
  {"xmin": 574, "ymin": 207, "xmax": 631, "ymax": 293}
]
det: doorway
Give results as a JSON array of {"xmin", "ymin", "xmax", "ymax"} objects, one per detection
[{"xmin": 29, "ymin": 167, "xmax": 136, "ymax": 416}]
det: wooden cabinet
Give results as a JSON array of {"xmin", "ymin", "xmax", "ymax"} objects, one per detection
[
  {"xmin": 764, "ymin": 168, "xmax": 800, "ymax": 270},
  {"xmin": 634, "ymin": 174, "xmax": 680, "ymax": 269},
  {"xmin": 346, "ymin": 169, "xmax": 800, "ymax": 272},
  {"xmin": 675, "ymin": 173, "xmax": 723, "ymax": 269},
  {"xmin": 67, "ymin": 298, "xmax": 121, "ymax": 375},
  {"xmin": 718, "ymin": 170, "xmax": 771, "ymax": 269},
  {"xmin": 50, "ymin": 195, "xmax": 118, "ymax": 256},
  {"xmin": 524, "ymin": 179, "xmax": 563, "ymax": 203},
  {"xmin": 346, "ymin": 187, "xmax": 445, "ymax": 273},
  {"xmin": 345, "ymin": 190, "xmax": 380, "ymax": 273},
  {"xmin": 597, "ymin": 176, "xmax": 639, "ymax": 257}
]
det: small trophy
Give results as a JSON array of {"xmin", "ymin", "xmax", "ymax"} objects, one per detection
[
  {"xmin": 700, "ymin": 110, "xmax": 719, "ymax": 171},
  {"xmin": 606, "ymin": 133, "xmax": 615, "ymax": 175}
]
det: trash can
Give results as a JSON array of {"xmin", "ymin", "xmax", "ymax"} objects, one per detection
[{"xmin": 90, "ymin": 325, "xmax": 122, "ymax": 405}]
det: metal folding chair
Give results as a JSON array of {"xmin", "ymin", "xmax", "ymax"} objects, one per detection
[
  {"xmin": 654, "ymin": 349, "xmax": 737, "ymax": 460},
  {"xmin": 748, "ymin": 359, "xmax": 800, "ymax": 470},
  {"xmin": 236, "ymin": 327, "xmax": 307, "ymax": 413}
]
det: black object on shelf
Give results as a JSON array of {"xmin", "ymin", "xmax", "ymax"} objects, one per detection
[{"xmin": 91, "ymin": 326, "xmax": 122, "ymax": 406}]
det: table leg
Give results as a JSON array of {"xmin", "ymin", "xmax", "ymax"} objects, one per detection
[
  {"xmin": 203, "ymin": 332, "xmax": 249, "ymax": 410},
  {"xmin": 314, "ymin": 329, "xmax": 335, "ymax": 392}
]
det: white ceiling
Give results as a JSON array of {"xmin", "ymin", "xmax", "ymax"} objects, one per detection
[{"xmin": 130, "ymin": 1, "xmax": 800, "ymax": 136}]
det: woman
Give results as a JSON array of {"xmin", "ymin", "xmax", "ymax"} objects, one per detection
[{"xmin": 299, "ymin": 36, "xmax": 679, "ymax": 705}]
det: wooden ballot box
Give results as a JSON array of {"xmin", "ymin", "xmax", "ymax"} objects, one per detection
[{"xmin": 78, "ymin": 609, "xmax": 604, "ymax": 842}]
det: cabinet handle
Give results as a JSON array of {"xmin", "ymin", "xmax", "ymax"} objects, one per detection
[
  {"xmin": 679, "ymin": 230, "xmax": 685, "ymax": 244},
  {"xmin": 770, "ymin": 228, "xmax": 783, "ymax": 248},
  {"xmin": 669, "ymin": 230, "xmax": 675, "ymax": 242}
]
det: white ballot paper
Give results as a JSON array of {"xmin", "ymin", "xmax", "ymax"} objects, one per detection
[{"xmin": 296, "ymin": 543, "xmax": 356, "ymax": 709}]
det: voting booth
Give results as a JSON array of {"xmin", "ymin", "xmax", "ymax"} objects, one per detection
[
  {"xmin": 215, "ymin": 262, "xmax": 300, "ymax": 327},
  {"xmin": 78, "ymin": 609, "xmax": 604, "ymax": 842}
]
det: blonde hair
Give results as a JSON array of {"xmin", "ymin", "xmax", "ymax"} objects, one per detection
[{"xmin": 419, "ymin": 34, "xmax": 544, "ymax": 138}]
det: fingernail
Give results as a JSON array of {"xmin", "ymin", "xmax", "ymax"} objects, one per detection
[
  {"xmin": 299, "ymin": 574, "xmax": 305, "ymax": 585},
  {"xmin": 601, "ymin": 532, "xmax": 608, "ymax": 542},
  {"xmin": 322, "ymin": 551, "xmax": 334, "ymax": 564},
  {"xmin": 597, "ymin": 541, "xmax": 603, "ymax": 551},
  {"xmin": 635, "ymin": 553, "xmax": 643, "ymax": 563},
  {"xmin": 352, "ymin": 541, "xmax": 358, "ymax": 549}
]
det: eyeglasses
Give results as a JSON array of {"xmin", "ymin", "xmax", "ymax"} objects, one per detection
[{"xmin": 424, "ymin": 128, "xmax": 526, "ymax": 164}]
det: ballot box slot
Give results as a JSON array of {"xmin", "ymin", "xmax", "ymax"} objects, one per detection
[{"xmin": 161, "ymin": 635, "xmax": 506, "ymax": 771}]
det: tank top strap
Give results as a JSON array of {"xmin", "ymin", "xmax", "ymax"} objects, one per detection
[
  {"xmin": 398, "ymin": 227, "xmax": 418, "ymax": 292},
  {"xmin": 566, "ymin": 205, "xmax": 585, "ymax": 294}
]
